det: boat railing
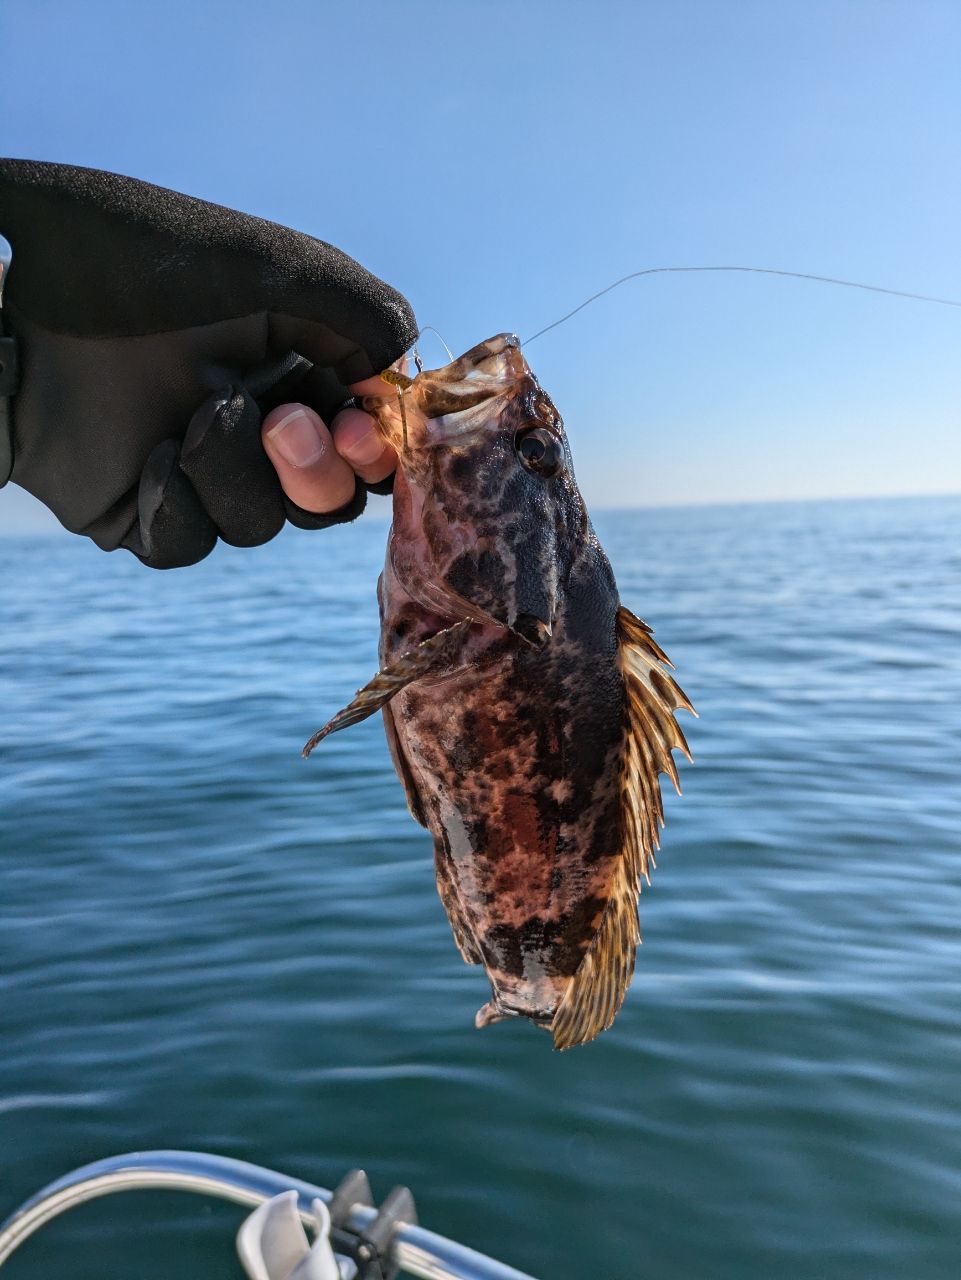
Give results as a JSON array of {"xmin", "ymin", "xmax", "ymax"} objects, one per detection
[{"xmin": 0, "ymin": 1149, "xmax": 538, "ymax": 1280}]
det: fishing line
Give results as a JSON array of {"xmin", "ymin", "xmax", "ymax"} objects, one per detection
[
  {"xmin": 417, "ymin": 325, "xmax": 455, "ymax": 361},
  {"xmin": 411, "ymin": 325, "xmax": 455, "ymax": 372},
  {"xmin": 523, "ymin": 266, "xmax": 961, "ymax": 346}
]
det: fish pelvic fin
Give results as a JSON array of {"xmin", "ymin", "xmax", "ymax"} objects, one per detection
[
  {"xmin": 302, "ymin": 620, "xmax": 473, "ymax": 757},
  {"xmin": 550, "ymin": 606, "xmax": 695, "ymax": 1051}
]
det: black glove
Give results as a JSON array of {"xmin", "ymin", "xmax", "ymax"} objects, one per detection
[{"xmin": 0, "ymin": 159, "xmax": 417, "ymax": 567}]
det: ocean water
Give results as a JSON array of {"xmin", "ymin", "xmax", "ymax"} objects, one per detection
[{"xmin": 1, "ymin": 494, "xmax": 959, "ymax": 1280}]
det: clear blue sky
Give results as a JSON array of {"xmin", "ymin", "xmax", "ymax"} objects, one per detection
[{"xmin": 2, "ymin": 0, "xmax": 959, "ymax": 530}]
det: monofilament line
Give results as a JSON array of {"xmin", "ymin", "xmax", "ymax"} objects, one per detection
[
  {"xmin": 415, "ymin": 325, "xmax": 455, "ymax": 361},
  {"xmin": 523, "ymin": 266, "xmax": 961, "ymax": 346}
]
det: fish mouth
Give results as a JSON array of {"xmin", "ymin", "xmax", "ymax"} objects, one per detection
[
  {"xmin": 363, "ymin": 333, "xmax": 528, "ymax": 454},
  {"xmin": 418, "ymin": 333, "xmax": 526, "ymax": 443},
  {"xmin": 425, "ymin": 332, "xmax": 523, "ymax": 387}
]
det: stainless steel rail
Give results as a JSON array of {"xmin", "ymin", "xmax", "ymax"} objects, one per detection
[{"xmin": 0, "ymin": 1150, "xmax": 538, "ymax": 1280}]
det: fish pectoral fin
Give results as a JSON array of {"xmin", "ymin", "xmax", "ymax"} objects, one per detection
[{"xmin": 302, "ymin": 620, "xmax": 473, "ymax": 757}]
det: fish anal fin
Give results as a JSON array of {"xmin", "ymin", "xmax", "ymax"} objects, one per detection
[{"xmin": 549, "ymin": 605, "xmax": 694, "ymax": 1051}]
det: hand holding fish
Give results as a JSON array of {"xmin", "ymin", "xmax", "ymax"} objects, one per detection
[
  {"xmin": 0, "ymin": 159, "xmax": 416, "ymax": 565},
  {"xmin": 261, "ymin": 376, "xmax": 398, "ymax": 517}
]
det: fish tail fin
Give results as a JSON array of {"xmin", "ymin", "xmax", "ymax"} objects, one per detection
[{"xmin": 549, "ymin": 606, "xmax": 694, "ymax": 1050}]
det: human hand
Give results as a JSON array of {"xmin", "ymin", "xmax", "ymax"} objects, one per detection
[
  {"xmin": 0, "ymin": 159, "xmax": 415, "ymax": 567},
  {"xmin": 261, "ymin": 376, "xmax": 397, "ymax": 517}
]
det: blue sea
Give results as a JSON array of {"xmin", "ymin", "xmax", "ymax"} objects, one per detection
[{"xmin": 1, "ymin": 494, "xmax": 960, "ymax": 1279}]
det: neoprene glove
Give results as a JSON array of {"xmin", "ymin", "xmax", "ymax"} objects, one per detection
[{"xmin": 0, "ymin": 159, "xmax": 417, "ymax": 567}]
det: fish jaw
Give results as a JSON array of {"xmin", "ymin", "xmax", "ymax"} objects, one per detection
[
  {"xmin": 406, "ymin": 333, "xmax": 527, "ymax": 433},
  {"xmin": 361, "ymin": 333, "xmax": 527, "ymax": 460}
]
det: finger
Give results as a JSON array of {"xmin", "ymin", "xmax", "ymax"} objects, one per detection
[
  {"xmin": 124, "ymin": 439, "xmax": 217, "ymax": 569},
  {"xmin": 180, "ymin": 387, "xmax": 286, "ymax": 547},
  {"xmin": 262, "ymin": 402, "xmax": 357, "ymax": 514},
  {"xmin": 331, "ymin": 407, "xmax": 397, "ymax": 485}
]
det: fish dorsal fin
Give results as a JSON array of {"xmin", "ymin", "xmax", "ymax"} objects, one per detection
[
  {"xmin": 550, "ymin": 606, "xmax": 695, "ymax": 1051},
  {"xmin": 302, "ymin": 621, "xmax": 472, "ymax": 757}
]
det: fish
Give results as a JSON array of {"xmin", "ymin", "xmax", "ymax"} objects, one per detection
[{"xmin": 304, "ymin": 333, "xmax": 694, "ymax": 1049}]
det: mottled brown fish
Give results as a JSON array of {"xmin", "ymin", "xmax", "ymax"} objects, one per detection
[{"xmin": 305, "ymin": 334, "xmax": 694, "ymax": 1049}]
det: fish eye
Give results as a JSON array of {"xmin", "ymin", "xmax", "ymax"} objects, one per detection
[{"xmin": 514, "ymin": 426, "xmax": 564, "ymax": 478}]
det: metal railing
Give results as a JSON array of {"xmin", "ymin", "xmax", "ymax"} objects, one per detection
[{"xmin": 0, "ymin": 1150, "xmax": 538, "ymax": 1280}]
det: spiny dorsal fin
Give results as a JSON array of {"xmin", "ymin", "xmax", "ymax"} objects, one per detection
[
  {"xmin": 303, "ymin": 621, "xmax": 472, "ymax": 757},
  {"xmin": 550, "ymin": 605, "xmax": 695, "ymax": 1051}
]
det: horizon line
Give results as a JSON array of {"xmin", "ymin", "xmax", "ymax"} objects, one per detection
[{"xmin": 1, "ymin": 486, "xmax": 959, "ymax": 537}]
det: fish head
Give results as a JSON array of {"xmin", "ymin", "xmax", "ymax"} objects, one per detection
[{"xmin": 362, "ymin": 333, "xmax": 587, "ymax": 641}]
